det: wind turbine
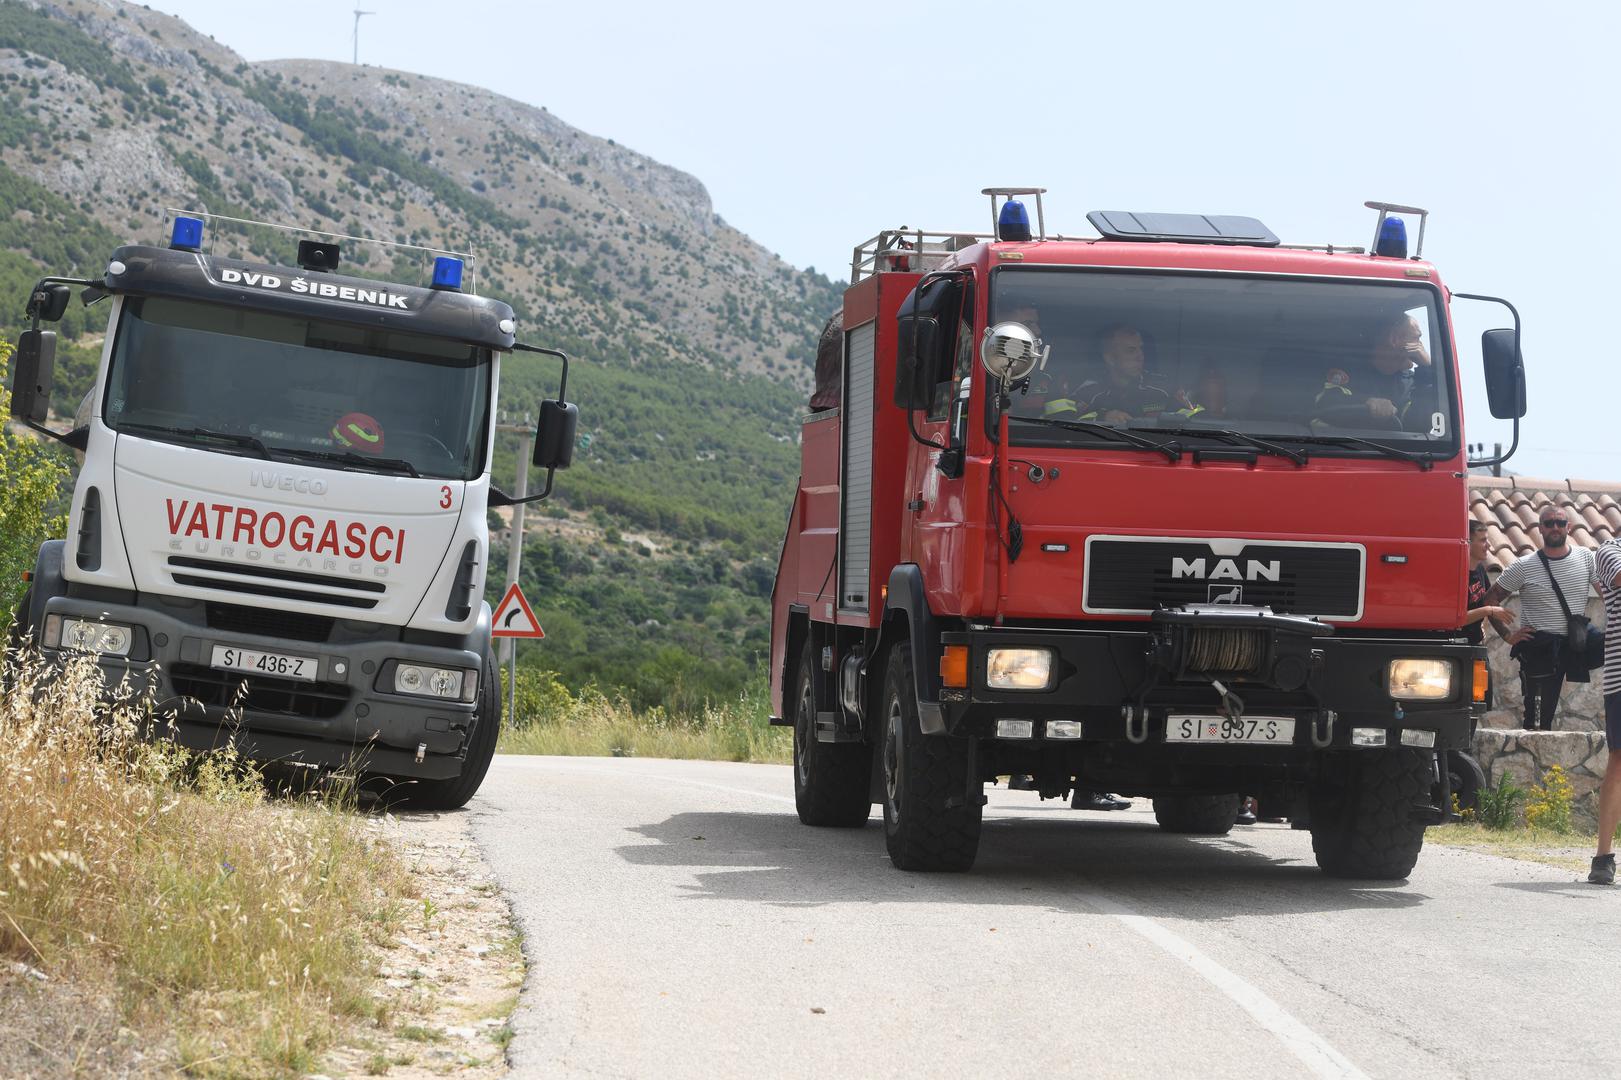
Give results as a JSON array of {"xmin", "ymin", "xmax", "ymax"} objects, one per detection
[{"xmin": 352, "ymin": 8, "xmax": 374, "ymax": 66}]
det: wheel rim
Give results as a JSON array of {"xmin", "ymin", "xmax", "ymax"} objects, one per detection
[
  {"xmin": 794, "ymin": 677, "xmax": 812, "ymax": 787},
  {"xmin": 884, "ymin": 696, "xmax": 903, "ymax": 820}
]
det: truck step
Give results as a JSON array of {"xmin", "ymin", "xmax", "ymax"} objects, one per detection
[{"xmin": 815, "ymin": 711, "xmax": 862, "ymax": 743}]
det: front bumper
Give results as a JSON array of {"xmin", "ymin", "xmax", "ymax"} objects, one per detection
[
  {"xmin": 40, "ymin": 594, "xmax": 482, "ymax": 779},
  {"xmin": 935, "ymin": 614, "xmax": 1482, "ymax": 753}
]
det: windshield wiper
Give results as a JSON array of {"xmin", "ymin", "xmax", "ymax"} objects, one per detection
[
  {"xmin": 115, "ymin": 422, "xmax": 272, "ymax": 459},
  {"xmin": 1151, "ymin": 426, "xmax": 1309, "ymax": 467},
  {"xmin": 279, "ymin": 447, "xmax": 422, "ymax": 477},
  {"xmin": 1011, "ymin": 415, "xmax": 1182, "ymax": 461},
  {"xmin": 1293, "ymin": 433, "xmax": 1436, "ymax": 470}
]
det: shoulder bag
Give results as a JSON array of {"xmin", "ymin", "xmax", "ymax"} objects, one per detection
[{"xmin": 1538, "ymin": 551, "xmax": 1605, "ymax": 670}]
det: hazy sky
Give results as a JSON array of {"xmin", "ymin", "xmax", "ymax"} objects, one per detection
[{"xmin": 140, "ymin": 0, "xmax": 1619, "ymax": 482}]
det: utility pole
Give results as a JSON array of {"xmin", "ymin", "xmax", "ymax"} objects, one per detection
[
  {"xmin": 352, "ymin": 9, "xmax": 374, "ymax": 66},
  {"xmin": 495, "ymin": 414, "xmax": 536, "ymax": 725}
]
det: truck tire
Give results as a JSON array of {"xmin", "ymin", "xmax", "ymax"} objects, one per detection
[
  {"xmin": 397, "ymin": 653, "xmax": 501, "ymax": 812},
  {"xmin": 1444, "ymin": 749, "xmax": 1486, "ymax": 815},
  {"xmin": 880, "ymin": 646, "xmax": 981, "ymax": 872},
  {"xmin": 1309, "ymin": 749, "xmax": 1431, "ymax": 880},
  {"xmin": 792, "ymin": 642, "xmax": 871, "ymax": 827},
  {"xmin": 1152, "ymin": 794, "xmax": 1242, "ymax": 835}
]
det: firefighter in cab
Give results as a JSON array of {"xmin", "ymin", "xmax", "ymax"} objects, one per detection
[
  {"xmin": 1056, "ymin": 324, "xmax": 1199, "ymax": 422},
  {"xmin": 1311, "ymin": 312, "xmax": 1434, "ymax": 431}
]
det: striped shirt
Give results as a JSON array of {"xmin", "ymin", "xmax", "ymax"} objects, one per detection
[
  {"xmin": 1595, "ymin": 541, "xmax": 1621, "ymax": 696},
  {"xmin": 1495, "ymin": 545, "xmax": 1596, "ymax": 634}
]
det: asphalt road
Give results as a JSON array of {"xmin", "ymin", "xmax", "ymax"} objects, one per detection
[{"xmin": 468, "ymin": 755, "xmax": 1619, "ymax": 1080}]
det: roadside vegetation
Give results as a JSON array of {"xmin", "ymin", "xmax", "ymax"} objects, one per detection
[
  {"xmin": 1428, "ymin": 764, "xmax": 1617, "ymax": 873},
  {"xmin": 0, "ymin": 654, "xmax": 415, "ymax": 1078},
  {"xmin": 498, "ymin": 667, "xmax": 789, "ymax": 763}
]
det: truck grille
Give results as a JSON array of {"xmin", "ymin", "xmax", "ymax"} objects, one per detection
[
  {"xmin": 206, "ymin": 602, "xmax": 335, "ymax": 643},
  {"xmin": 1084, "ymin": 538, "xmax": 1363, "ymax": 619},
  {"xmin": 168, "ymin": 556, "xmax": 383, "ymax": 610},
  {"xmin": 170, "ymin": 663, "xmax": 351, "ymax": 720}
]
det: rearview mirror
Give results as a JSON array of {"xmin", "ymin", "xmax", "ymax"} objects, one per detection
[
  {"xmin": 27, "ymin": 283, "xmax": 71, "ymax": 323},
  {"xmin": 893, "ymin": 316, "xmax": 941, "ymax": 410},
  {"xmin": 533, "ymin": 398, "xmax": 578, "ymax": 470},
  {"xmin": 1481, "ymin": 328, "xmax": 1526, "ymax": 420},
  {"xmin": 10, "ymin": 329, "xmax": 57, "ymax": 424}
]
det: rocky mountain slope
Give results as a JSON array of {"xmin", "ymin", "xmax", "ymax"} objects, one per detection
[{"xmin": 0, "ymin": 0, "xmax": 841, "ymax": 385}]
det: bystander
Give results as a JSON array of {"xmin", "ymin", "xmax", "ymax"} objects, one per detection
[{"xmin": 1589, "ymin": 537, "xmax": 1621, "ymax": 884}]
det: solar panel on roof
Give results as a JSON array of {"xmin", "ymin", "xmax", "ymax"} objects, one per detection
[{"xmin": 1086, "ymin": 210, "xmax": 1281, "ymax": 247}]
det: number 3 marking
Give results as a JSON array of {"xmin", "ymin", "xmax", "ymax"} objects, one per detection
[{"xmin": 439, "ymin": 485, "xmax": 453, "ymax": 509}]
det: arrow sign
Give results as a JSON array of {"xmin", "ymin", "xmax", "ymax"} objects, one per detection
[{"xmin": 491, "ymin": 582, "xmax": 545, "ymax": 639}]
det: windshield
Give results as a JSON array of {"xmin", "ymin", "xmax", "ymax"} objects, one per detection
[
  {"xmin": 988, "ymin": 268, "xmax": 1456, "ymax": 456},
  {"xmin": 103, "ymin": 297, "xmax": 491, "ymax": 480}
]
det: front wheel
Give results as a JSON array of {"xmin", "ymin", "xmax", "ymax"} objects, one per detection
[
  {"xmin": 880, "ymin": 646, "xmax": 981, "ymax": 872},
  {"xmin": 393, "ymin": 653, "xmax": 502, "ymax": 811},
  {"xmin": 1310, "ymin": 749, "xmax": 1432, "ymax": 879}
]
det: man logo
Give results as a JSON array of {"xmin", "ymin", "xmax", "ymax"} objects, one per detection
[{"xmin": 1208, "ymin": 584, "xmax": 1243, "ymax": 604}]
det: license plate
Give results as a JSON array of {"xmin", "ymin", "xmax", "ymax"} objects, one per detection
[
  {"xmin": 210, "ymin": 645, "xmax": 318, "ymax": 683},
  {"xmin": 1166, "ymin": 715, "xmax": 1296, "ymax": 744}
]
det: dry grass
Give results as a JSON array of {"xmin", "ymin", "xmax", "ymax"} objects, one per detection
[
  {"xmin": 0, "ymin": 650, "xmax": 412, "ymax": 1078},
  {"xmin": 1427, "ymin": 822, "xmax": 1603, "ymax": 874},
  {"xmin": 499, "ymin": 678, "xmax": 790, "ymax": 763}
]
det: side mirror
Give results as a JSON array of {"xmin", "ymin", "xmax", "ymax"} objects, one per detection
[
  {"xmin": 533, "ymin": 398, "xmax": 578, "ymax": 470},
  {"xmin": 1481, "ymin": 328, "xmax": 1526, "ymax": 419},
  {"xmin": 10, "ymin": 329, "xmax": 57, "ymax": 424},
  {"xmin": 893, "ymin": 316, "xmax": 941, "ymax": 410},
  {"xmin": 27, "ymin": 284, "xmax": 71, "ymax": 323}
]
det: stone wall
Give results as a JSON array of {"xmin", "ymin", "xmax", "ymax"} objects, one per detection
[{"xmin": 1472, "ymin": 594, "xmax": 1610, "ymax": 830}]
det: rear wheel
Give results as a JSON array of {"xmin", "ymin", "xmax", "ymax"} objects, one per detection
[
  {"xmin": 791, "ymin": 641, "xmax": 871, "ymax": 827},
  {"xmin": 1310, "ymin": 749, "xmax": 1431, "ymax": 879},
  {"xmin": 1153, "ymin": 794, "xmax": 1242, "ymax": 835},
  {"xmin": 881, "ymin": 646, "xmax": 981, "ymax": 872},
  {"xmin": 394, "ymin": 653, "xmax": 501, "ymax": 811}
]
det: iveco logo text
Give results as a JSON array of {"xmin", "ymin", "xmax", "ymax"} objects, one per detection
[
  {"xmin": 1171, "ymin": 557, "xmax": 1281, "ymax": 582},
  {"xmin": 250, "ymin": 471, "xmax": 327, "ymax": 495}
]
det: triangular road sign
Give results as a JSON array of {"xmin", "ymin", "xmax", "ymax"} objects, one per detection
[{"xmin": 492, "ymin": 582, "xmax": 545, "ymax": 638}]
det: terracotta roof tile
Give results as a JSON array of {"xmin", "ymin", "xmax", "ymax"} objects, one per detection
[
  {"xmin": 1468, "ymin": 481, "xmax": 1621, "ymax": 560},
  {"xmin": 1568, "ymin": 479, "xmax": 1621, "ymax": 495},
  {"xmin": 1512, "ymin": 478, "xmax": 1572, "ymax": 495}
]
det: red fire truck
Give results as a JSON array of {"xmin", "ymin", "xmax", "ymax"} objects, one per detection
[{"xmin": 769, "ymin": 189, "xmax": 1526, "ymax": 878}]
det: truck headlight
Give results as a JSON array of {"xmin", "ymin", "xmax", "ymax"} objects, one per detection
[
  {"xmin": 394, "ymin": 663, "xmax": 475, "ymax": 700},
  {"xmin": 1387, "ymin": 659, "xmax": 1454, "ymax": 701},
  {"xmin": 986, "ymin": 648, "xmax": 1054, "ymax": 691},
  {"xmin": 57, "ymin": 618, "xmax": 133, "ymax": 656}
]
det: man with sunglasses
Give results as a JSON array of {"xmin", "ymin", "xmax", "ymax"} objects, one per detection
[{"xmin": 1482, "ymin": 503, "xmax": 1597, "ymax": 731}]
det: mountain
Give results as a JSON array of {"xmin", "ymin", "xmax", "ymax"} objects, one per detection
[{"xmin": 0, "ymin": 0, "xmax": 847, "ymax": 709}]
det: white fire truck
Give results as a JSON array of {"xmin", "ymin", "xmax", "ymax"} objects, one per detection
[{"xmin": 8, "ymin": 212, "xmax": 576, "ymax": 808}]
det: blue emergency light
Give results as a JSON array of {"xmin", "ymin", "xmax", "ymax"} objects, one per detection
[
  {"xmin": 431, "ymin": 256, "xmax": 464, "ymax": 291},
  {"xmin": 1375, "ymin": 216, "xmax": 1409, "ymax": 258},
  {"xmin": 170, "ymin": 215, "xmax": 204, "ymax": 252},
  {"xmin": 998, "ymin": 199, "xmax": 1032, "ymax": 242}
]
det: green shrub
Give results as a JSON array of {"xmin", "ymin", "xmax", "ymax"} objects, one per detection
[
  {"xmin": 1477, "ymin": 772, "xmax": 1526, "ymax": 831},
  {"xmin": 0, "ymin": 341, "xmax": 70, "ymax": 629}
]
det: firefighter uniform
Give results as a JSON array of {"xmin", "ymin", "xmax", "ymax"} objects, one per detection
[
  {"xmin": 1063, "ymin": 376, "xmax": 1200, "ymax": 421},
  {"xmin": 1311, "ymin": 364, "xmax": 1433, "ymax": 431}
]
